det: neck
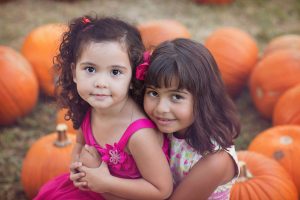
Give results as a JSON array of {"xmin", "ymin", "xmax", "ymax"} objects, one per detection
[
  {"xmin": 92, "ymin": 96, "xmax": 134, "ymax": 119},
  {"xmin": 173, "ymin": 131, "xmax": 187, "ymax": 139}
]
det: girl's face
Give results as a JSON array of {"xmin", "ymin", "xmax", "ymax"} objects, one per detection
[
  {"xmin": 73, "ymin": 41, "xmax": 132, "ymax": 112},
  {"xmin": 144, "ymin": 79, "xmax": 194, "ymax": 136}
]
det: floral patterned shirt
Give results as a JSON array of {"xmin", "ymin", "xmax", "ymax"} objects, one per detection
[{"xmin": 170, "ymin": 134, "xmax": 239, "ymax": 200}]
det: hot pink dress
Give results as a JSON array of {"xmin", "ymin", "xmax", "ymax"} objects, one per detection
[{"xmin": 34, "ymin": 110, "xmax": 169, "ymax": 200}]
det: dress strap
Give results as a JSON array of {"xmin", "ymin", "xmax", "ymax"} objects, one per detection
[{"xmin": 118, "ymin": 119, "xmax": 156, "ymax": 150}]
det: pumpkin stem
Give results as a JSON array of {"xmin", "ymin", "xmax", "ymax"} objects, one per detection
[
  {"xmin": 54, "ymin": 123, "xmax": 71, "ymax": 147},
  {"xmin": 237, "ymin": 161, "xmax": 253, "ymax": 182}
]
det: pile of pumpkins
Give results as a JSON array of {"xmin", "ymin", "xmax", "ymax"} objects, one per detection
[{"xmin": 1, "ymin": 16, "xmax": 300, "ymax": 199}]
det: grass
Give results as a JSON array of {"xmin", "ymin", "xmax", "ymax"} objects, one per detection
[{"xmin": 0, "ymin": 0, "xmax": 300, "ymax": 199}]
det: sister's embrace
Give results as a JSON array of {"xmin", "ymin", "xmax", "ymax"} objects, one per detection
[
  {"xmin": 36, "ymin": 14, "xmax": 240, "ymax": 200},
  {"xmin": 74, "ymin": 38, "xmax": 240, "ymax": 200}
]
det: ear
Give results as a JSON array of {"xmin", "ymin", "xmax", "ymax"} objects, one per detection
[
  {"xmin": 71, "ymin": 63, "xmax": 77, "ymax": 83},
  {"xmin": 129, "ymin": 83, "xmax": 133, "ymax": 90}
]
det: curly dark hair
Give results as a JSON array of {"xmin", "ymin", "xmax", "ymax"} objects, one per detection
[
  {"xmin": 140, "ymin": 38, "xmax": 240, "ymax": 154},
  {"xmin": 54, "ymin": 15, "xmax": 145, "ymax": 129}
]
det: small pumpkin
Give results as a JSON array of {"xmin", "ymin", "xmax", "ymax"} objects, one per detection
[
  {"xmin": 138, "ymin": 20, "xmax": 191, "ymax": 50},
  {"xmin": 263, "ymin": 34, "xmax": 300, "ymax": 57},
  {"xmin": 56, "ymin": 108, "xmax": 77, "ymax": 134},
  {"xmin": 0, "ymin": 46, "xmax": 39, "ymax": 125},
  {"xmin": 205, "ymin": 27, "xmax": 258, "ymax": 97},
  {"xmin": 21, "ymin": 124, "xmax": 75, "ymax": 199},
  {"xmin": 21, "ymin": 23, "xmax": 67, "ymax": 96},
  {"xmin": 230, "ymin": 151, "xmax": 298, "ymax": 200},
  {"xmin": 248, "ymin": 125, "xmax": 300, "ymax": 193},
  {"xmin": 249, "ymin": 49, "xmax": 300, "ymax": 119},
  {"xmin": 273, "ymin": 84, "xmax": 300, "ymax": 126}
]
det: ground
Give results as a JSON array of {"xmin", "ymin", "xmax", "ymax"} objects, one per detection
[{"xmin": 0, "ymin": 0, "xmax": 300, "ymax": 199}]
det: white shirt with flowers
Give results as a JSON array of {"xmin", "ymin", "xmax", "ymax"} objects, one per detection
[{"xmin": 169, "ymin": 134, "xmax": 239, "ymax": 200}]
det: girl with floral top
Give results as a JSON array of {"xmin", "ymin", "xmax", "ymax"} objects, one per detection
[{"xmin": 141, "ymin": 38, "xmax": 240, "ymax": 200}]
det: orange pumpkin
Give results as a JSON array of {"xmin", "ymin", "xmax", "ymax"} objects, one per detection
[
  {"xmin": 273, "ymin": 84, "xmax": 300, "ymax": 126},
  {"xmin": 21, "ymin": 23, "xmax": 67, "ymax": 96},
  {"xmin": 193, "ymin": 0, "xmax": 234, "ymax": 4},
  {"xmin": 205, "ymin": 27, "xmax": 258, "ymax": 97},
  {"xmin": 248, "ymin": 125, "xmax": 300, "ymax": 193},
  {"xmin": 249, "ymin": 49, "xmax": 300, "ymax": 119},
  {"xmin": 0, "ymin": 46, "xmax": 39, "ymax": 125},
  {"xmin": 138, "ymin": 20, "xmax": 191, "ymax": 50},
  {"xmin": 56, "ymin": 108, "xmax": 77, "ymax": 134},
  {"xmin": 21, "ymin": 124, "xmax": 75, "ymax": 199},
  {"xmin": 230, "ymin": 151, "xmax": 298, "ymax": 200},
  {"xmin": 263, "ymin": 34, "xmax": 300, "ymax": 57}
]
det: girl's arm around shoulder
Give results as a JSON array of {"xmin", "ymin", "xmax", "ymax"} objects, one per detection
[
  {"xmin": 169, "ymin": 150, "xmax": 236, "ymax": 200},
  {"xmin": 106, "ymin": 128, "xmax": 173, "ymax": 200},
  {"xmin": 71, "ymin": 128, "xmax": 85, "ymax": 162}
]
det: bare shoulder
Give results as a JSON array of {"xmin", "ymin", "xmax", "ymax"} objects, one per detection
[
  {"xmin": 192, "ymin": 150, "xmax": 236, "ymax": 185},
  {"xmin": 127, "ymin": 125, "xmax": 161, "ymax": 150},
  {"xmin": 169, "ymin": 150, "xmax": 236, "ymax": 200}
]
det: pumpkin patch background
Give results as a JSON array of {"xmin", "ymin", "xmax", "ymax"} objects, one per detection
[{"xmin": 1, "ymin": 0, "xmax": 300, "ymax": 199}]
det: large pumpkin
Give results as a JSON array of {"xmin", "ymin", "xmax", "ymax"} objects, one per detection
[
  {"xmin": 0, "ymin": 46, "xmax": 39, "ymax": 125},
  {"xmin": 263, "ymin": 34, "xmax": 300, "ymax": 57},
  {"xmin": 21, "ymin": 23, "xmax": 67, "ymax": 96},
  {"xmin": 248, "ymin": 125, "xmax": 300, "ymax": 193},
  {"xmin": 230, "ymin": 151, "xmax": 298, "ymax": 200},
  {"xmin": 56, "ymin": 108, "xmax": 77, "ymax": 134},
  {"xmin": 205, "ymin": 27, "xmax": 258, "ymax": 97},
  {"xmin": 273, "ymin": 84, "xmax": 300, "ymax": 126},
  {"xmin": 249, "ymin": 49, "xmax": 300, "ymax": 119},
  {"xmin": 138, "ymin": 20, "xmax": 191, "ymax": 50},
  {"xmin": 21, "ymin": 124, "xmax": 75, "ymax": 199}
]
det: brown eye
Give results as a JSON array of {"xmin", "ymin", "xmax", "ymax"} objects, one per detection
[
  {"xmin": 85, "ymin": 66, "xmax": 95, "ymax": 73},
  {"xmin": 111, "ymin": 69, "xmax": 121, "ymax": 76}
]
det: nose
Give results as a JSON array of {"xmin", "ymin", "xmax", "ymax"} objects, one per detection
[
  {"xmin": 155, "ymin": 98, "xmax": 170, "ymax": 114},
  {"xmin": 94, "ymin": 75, "xmax": 107, "ymax": 88}
]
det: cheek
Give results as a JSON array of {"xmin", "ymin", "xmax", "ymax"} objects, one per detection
[{"xmin": 143, "ymin": 97, "xmax": 153, "ymax": 115}]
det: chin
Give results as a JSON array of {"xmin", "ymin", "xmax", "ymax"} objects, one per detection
[{"xmin": 157, "ymin": 127, "xmax": 175, "ymax": 134}]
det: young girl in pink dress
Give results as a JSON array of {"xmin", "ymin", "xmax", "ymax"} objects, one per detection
[
  {"xmin": 141, "ymin": 38, "xmax": 240, "ymax": 200},
  {"xmin": 34, "ymin": 15, "xmax": 173, "ymax": 200}
]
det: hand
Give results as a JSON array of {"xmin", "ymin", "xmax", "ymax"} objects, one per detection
[
  {"xmin": 78, "ymin": 161, "xmax": 112, "ymax": 193},
  {"xmin": 69, "ymin": 161, "xmax": 89, "ymax": 191},
  {"xmin": 79, "ymin": 145, "xmax": 102, "ymax": 168}
]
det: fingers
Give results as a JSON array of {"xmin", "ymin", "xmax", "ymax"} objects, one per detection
[
  {"xmin": 70, "ymin": 171, "xmax": 85, "ymax": 182},
  {"xmin": 70, "ymin": 161, "xmax": 82, "ymax": 173},
  {"xmin": 73, "ymin": 179, "xmax": 88, "ymax": 188}
]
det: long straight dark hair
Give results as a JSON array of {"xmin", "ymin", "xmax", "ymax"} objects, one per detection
[{"xmin": 143, "ymin": 38, "xmax": 240, "ymax": 154}]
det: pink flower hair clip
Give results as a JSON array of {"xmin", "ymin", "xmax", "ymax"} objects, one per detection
[
  {"xmin": 135, "ymin": 51, "xmax": 151, "ymax": 80},
  {"xmin": 82, "ymin": 17, "xmax": 91, "ymax": 24}
]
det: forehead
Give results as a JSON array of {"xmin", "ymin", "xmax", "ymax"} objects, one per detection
[
  {"xmin": 77, "ymin": 41, "xmax": 131, "ymax": 67},
  {"xmin": 77, "ymin": 40, "xmax": 127, "ymax": 60}
]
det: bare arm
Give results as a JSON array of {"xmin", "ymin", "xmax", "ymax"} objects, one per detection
[
  {"xmin": 71, "ymin": 129, "xmax": 85, "ymax": 162},
  {"xmin": 169, "ymin": 151, "xmax": 236, "ymax": 200},
  {"xmin": 80, "ymin": 129, "xmax": 173, "ymax": 200}
]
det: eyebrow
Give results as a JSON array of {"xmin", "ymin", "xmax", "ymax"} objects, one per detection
[
  {"xmin": 111, "ymin": 65, "xmax": 127, "ymax": 70},
  {"xmin": 146, "ymin": 86, "xmax": 189, "ymax": 94},
  {"xmin": 80, "ymin": 62, "xmax": 95, "ymax": 66},
  {"xmin": 79, "ymin": 63, "xmax": 127, "ymax": 70}
]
